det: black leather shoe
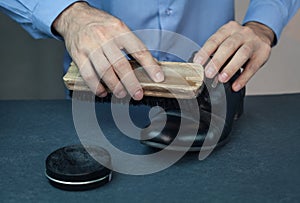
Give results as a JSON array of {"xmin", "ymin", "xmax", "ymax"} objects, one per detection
[{"xmin": 140, "ymin": 70, "xmax": 245, "ymax": 151}]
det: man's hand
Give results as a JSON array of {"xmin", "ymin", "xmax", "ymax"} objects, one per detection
[
  {"xmin": 193, "ymin": 21, "xmax": 274, "ymax": 91},
  {"xmin": 53, "ymin": 2, "xmax": 164, "ymax": 100}
]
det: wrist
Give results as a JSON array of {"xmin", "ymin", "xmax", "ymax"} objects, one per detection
[
  {"xmin": 245, "ymin": 21, "xmax": 275, "ymax": 46},
  {"xmin": 52, "ymin": 1, "xmax": 89, "ymax": 37}
]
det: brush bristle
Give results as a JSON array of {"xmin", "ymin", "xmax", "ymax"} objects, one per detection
[{"xmin": 69, "ymin": 90, "xmax": 206, "ymax": 112}]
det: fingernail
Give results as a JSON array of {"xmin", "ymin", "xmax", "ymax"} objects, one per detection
[
  {"xmin": 155, "ymin": 71, "xmax": 164, "ymax": 82},
  {"xmin": 116, "ymin": 90, "xmax": 127, "ymax": 98},
  {"xmin": 233, "ymin": 83, "xmax": 242, "ymax": 91},
  {"xmin": 219, "ymin": 72, "xmax": 228, "ymax": 82},
  {"xmin": 205, "ymin": 65, "xmax": 216, "ymax": 78},
  {"xmin": 133, "ymin": 89, "xmax": 143, "ymax": 100}
]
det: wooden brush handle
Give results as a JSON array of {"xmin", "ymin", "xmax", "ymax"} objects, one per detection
[{"xmin": 63, "ymin": 61, "xmax": 204, "ymax": 99}]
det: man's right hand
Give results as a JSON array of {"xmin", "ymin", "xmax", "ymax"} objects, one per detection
[{"xmin": 53, "ymin": 2, "xmax": 164, "ymax": 100}]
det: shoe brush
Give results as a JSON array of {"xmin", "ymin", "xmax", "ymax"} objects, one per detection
[{"xmin": 63, "ymin": 60, "xmax": 204, "ymax": 109}]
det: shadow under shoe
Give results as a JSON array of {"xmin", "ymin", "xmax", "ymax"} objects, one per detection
[{"xmin": 140, "ymin": 70, "xmax": 245, "ymax": 152}]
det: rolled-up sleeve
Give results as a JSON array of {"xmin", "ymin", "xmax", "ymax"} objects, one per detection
[
  {"xmin": 243, "ymin": 0, "xmax": 300, "ymax": 45},
  {"xmin": 0, "ymin": 0, "xmax": 85, "ymax": 39}
]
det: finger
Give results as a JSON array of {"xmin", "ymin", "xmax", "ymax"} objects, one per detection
[
  {"xmin": 89, "ymin": 47, "xmax": 127, "ymax": 98},
  {"xmin": 193, "ymin": 49, "xmax": 211, "ymax": 65},
  {"xmin": 131, "ymin": 50, "xmax": 164, "ymax": 83},
  {"xmin": 116, "ymin": 32, "xmax": 164, "ymax": 82},
  {"xmin": 218, "ymin": 42, "xmax": 253, "ymax": 83},
  {"xmin": 232, "ymin": 41, "xmax": 271, "ymax": 91},
  {"xmin": 78, "ymin": 60, "xmax": 107, "ymax": 97},
  {"xmin": 232, "ymin": 58, "xmax": 261, "ymax": 92},
  {"xmin": 101, "ymin": 67, "xmax": 127, "ymax": 98},
  {"xmin": 89, "ymin": 47, "xmax": 111, "ymax": 78},
  {"xmin": 103, "ymin": 44, "xmax": 143, "ymax": 100},
  {"xmin": 194, "ymin": 25, "xmax": 234, "ymax": 66},
  {"xmin": 206, "ymin": 32, "xmax": 245, "ymax": 78}
]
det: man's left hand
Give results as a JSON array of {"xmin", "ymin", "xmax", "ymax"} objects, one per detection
[{"xmin": 193, "ymin": 21, "xmax": 275, "ymax": 91}]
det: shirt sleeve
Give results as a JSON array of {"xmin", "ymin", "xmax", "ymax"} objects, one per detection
[
  {"xmin": 0, "ymin": 0, "xmax": 86, "ymax": 39},
  {"xmin": 243, "ymin": 0, "xmax": 300, "ymax": 45}
]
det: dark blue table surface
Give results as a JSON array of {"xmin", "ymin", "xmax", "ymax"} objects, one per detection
[{"xmin": 0, "ymin": 94, "xmax": 300, "ymax": 203}]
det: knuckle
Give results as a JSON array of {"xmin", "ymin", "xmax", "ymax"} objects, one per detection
[
  {"xmin": 211, "ymin": 57, "xmax": 222, "ymax": 68},
  {"xmin": 208, "ymin": 35, "xmax": 221, "ymax": 46},
  {"xmin": 240, "ymin": 45, "xmax": 252, "ymax": 57},
  {"xmin": 120, "ymin": 73, "xmax": 140, "ymax": 91},
  {"xmin": 113, "ymin": 60, "xmax": 131, "ymax": 77},
  {"xmin": 263, "ymin": 43, "xmax": 272, "ymax": 53},
  {"xmin": 247, "ymin": 63, "xmax": 258, "ymax": 72},
  {"xmin": 256, "ymin": 43, "xmax": 271, "ymax": 60},
  {"xmin": 242, "ymin": 26, "xmax": 254, "ymax": 35},
  {"xmin": 252, "ymin": 35, "xmax": 261, "ymax": 42},
  {"xmin": 111, "ymin": 18, "xmax": 127, "ymax": 30},
  {"xmin": 115, "ymin": 58, "xmax": 129, "ymax": 69},
  {"xmin": 227, "ymin": 21, "xmax": 239, "ymax": 28},
  {"xmin": 100, "ymin": 66, "xmax": 112, "ymax": 78},
  {"xmin": 217, "ymin": 27, "xmax": 228, "ymax": 35},
  {"xmin": 233, "ymin": 32, "xmax": 244, "ymax": 41},
  {"xmin": 221, "ymin": 39, "xmax": 236, "ymax": 51},
  {"xmin": 132, "ymin": 50, "xmax": 149, "ymax": 61}
]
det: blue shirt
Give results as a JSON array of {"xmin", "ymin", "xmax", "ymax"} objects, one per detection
[{"xmin": 1, "ymin": 0, "xmax": 299, "ymax": 64}]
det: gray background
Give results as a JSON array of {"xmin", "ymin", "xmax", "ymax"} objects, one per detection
[
  {"xmin": 0, "ymin": 1, "xmax": 299, "ymax": 100},
  {"xmin": 0, "ymin": 12, "xmax": 66, "ymax": 100}
]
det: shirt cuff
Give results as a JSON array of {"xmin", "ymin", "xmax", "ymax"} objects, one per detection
[
  {"xmin": 32, "ymin": 0, "xmax": 87, "ymax": 40},
  {"xmin": 243, "ymin": 2, "xmax": 288, "ymax": 46}
]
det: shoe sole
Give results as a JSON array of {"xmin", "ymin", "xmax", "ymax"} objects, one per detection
[{"xmin": 140, "ymin": 136, "xmax": 230, "ymax": 152}]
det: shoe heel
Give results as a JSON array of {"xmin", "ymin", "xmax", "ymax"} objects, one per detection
[{"xmin": 234, "ymin": 99, "xmax": 244, "ymax": 120}]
